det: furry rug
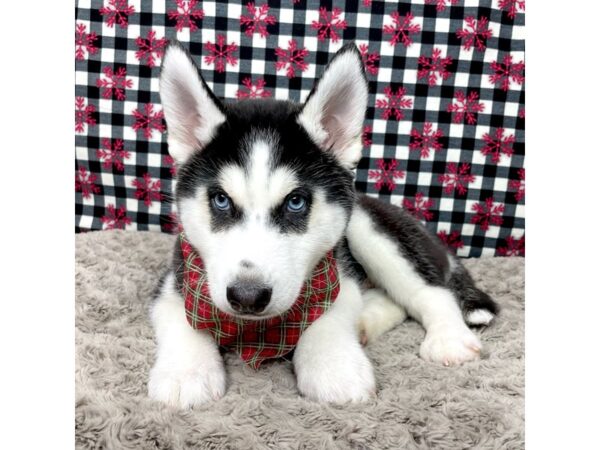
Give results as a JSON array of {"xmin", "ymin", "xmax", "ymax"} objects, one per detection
[{"xmin": 75, "ymin": 230, "xmax": 524, "ymax": 449}]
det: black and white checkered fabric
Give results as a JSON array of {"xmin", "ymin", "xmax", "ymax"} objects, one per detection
[{"xmin": 75, "ymin": 0, "xmax": 525, "ymax": 257}]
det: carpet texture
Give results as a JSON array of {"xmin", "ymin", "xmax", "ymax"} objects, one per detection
[{"xmin": 75, "ymin": 230, "xmax": 524, "ymax": 449}]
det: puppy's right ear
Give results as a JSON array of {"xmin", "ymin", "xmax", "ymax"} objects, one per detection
[{"xmin": 159, "ymin": 42, "xmax": 226, "ymax": 164}]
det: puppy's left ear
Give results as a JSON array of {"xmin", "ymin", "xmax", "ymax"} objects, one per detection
[{"xmin": 297, "ymin": 43, "xmax": 368, "ymax": 169}]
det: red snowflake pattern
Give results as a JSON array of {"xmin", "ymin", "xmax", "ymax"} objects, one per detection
[
  {"xmin": 275, "ymin": 40, "xmax": 309, "ymax": 78},
  {"xmin": 75, "ymin": 97, "xmax": 96, "ymax": 133},
  {"xmin": 481, "ymin": 128, "xmax": 515, "ymax": 163},
  {"xmin": 132, "ymin": 173, "xmax": 162, "ymax": 207},
  {"xmin": 409, "ymin": 123, "xmax": 444, "ymax": 158},
  {"xmin": 498, "ymin": 0, "xmax": 525, "ymax": 19},
  {"xmin": 162, "ymin": 211, "xmax": 184, "ymax": 234},
  {"xmin": 164, "ymin": 155, "xmax": 177, "ymax": 176},
  {"xmin": 99, "ymin": 0, "xmax": 135, "ymax": 29},
  {"xmin": 132, "ymin": 103, "xmax": 166, "ymax": 139},
  {"xmin": 362, "ymin": 125, "xmax": 373, "ymax": 147},
  {"xmin": 204, "ymin": 35, "xmax": 238, "ymax": 73},
  {"xmin": 403, "ymin": 193, "xmax": 434, "ymax": 221},
  {"xmin": 437, "ymin": 230, "xmax": 464, "ymax": 253},
  {"xmin": 438, "ymin": 162, "xmax": 475, "ymax": 195},
  {"xmin": 425, "ymin": 0, "xmax": 459, "ymax": 11},
  {"xmin": 96, "ymin": 138, "xmax": 130, "ymax": 171},
  {"xmin": 311, "ymin": 7, "xmax": 347, "ymax": 42},
  {"xmin": 489, "ymin": 55, "xmax": 525, "ymax": 91},
  {"xmin": 497, "ymin": 235, "xmax": 525, "ymax": 256},
  {"xmin": 519, "ymin": 108, "xmax": 525, "ymax": 119},
  {"xmin": 363, "ymin": 0, "xmax": 372, "ymax": 6},
  {"xmin": 383, "ymin": 12, "xmax": 421, "ymax": 47},
  {"xmin": 135, "ymin": 30, "xmax": 167, "ymax": 68},
  {"xmin": 456, "ymin": 16, "xmax": 492, "ymax": 52},
  {"xmin": 447, "ymin": 91, "xmax": 485, "ymax": 125},
  {"xmin": 101, "ymin": 204, "xmax": 132, "ymax": 230},
  {"xmin": 368, "ymin": 159, "xmax": 405, "ymax": 192},
  {"xmin": 359, "ymin": 44, "xmax": 380, "ymax": 75},
  {"xmin": 236, "ymin": 78, "xmax": 272, "ymax": 99},
  {"xmin": 509, "ymin": 168, "xmax": 525, "ymax": 202},
  {"xmin": 240, "ymin": 3, "xmax": 276, "ymax": 38},
  {"xmin": 75, "ymin": 167, "xmax": 101, "ymax": 199},
  {"xmin": 168, "ymin": 0, "xmax": 204, "ymax": 32},
  {"xmin": 96, "ymin": 66, "xmax": 133, "ymax": 101},
  {"xmin": 418, "ymin": 48, "xmax": 453, "ymax": 86},
  {"xmin": 471, "ymin": 197, "xmax": 504, "ymax": 231},
  {"xmin": 75, "ymin": 23, "xmax": 98, "ymax": 60},
  {"xmin": 376, "ymin": 86, "xmax": 413, "ymax": 121}
]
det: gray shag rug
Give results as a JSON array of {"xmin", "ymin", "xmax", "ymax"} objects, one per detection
[{"xmin": 75, "ymin": 230, "xmax": 524, "ymax": 449}]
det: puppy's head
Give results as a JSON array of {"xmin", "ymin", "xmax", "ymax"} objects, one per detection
[{"xmin": 160, "ymin": 42, "xmax": 368, "ymax": 319}]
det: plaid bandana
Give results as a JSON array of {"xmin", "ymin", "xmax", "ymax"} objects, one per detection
[{"xmin": 179, "ymin": 233, "xmax": 340, "ymax": 369}]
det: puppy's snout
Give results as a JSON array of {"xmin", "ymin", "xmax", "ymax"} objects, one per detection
[{"xmin": 226, "ymin": 280, "xmax": 272, "ymax": 314}]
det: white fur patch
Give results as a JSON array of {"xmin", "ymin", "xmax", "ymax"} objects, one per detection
[
  {"xmin": 358, "ymin": 288, "xmax": 407, "ymax": 345},
  {"xmin": 466, "ymin": 309, "xmax": 494, "ymax": 326}
]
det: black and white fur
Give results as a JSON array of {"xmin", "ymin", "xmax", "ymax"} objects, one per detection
[{"xmin": 148, "ymin": 42, "xmax": 498, "ymax": 407}]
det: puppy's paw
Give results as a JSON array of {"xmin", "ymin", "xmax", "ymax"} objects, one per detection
[
  {"xmin": 296, "ymin": 345, "xmax": 376, "ymax": 404},
  {"xmin": 148, "ymin": 362, "xmax": 226, "ymax": 408},
  {"xmin": 358, "ymin": 289, "xmax": 407, "ymax": 346},
  {"xmin": 419, "ymin": 324, "xmax": 482, "ymax": 366}
]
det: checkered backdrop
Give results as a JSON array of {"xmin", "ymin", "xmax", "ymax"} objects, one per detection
[{"xmin": 75, "ymin": 0, "xmax": 525, "ymax": 257}]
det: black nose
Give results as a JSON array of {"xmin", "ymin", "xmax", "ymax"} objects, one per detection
[{"xmin": 226, "ymin": 281, "xmax": 272, "ymax": 314}]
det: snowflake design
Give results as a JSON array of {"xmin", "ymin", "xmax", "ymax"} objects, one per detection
[
  {"xmin": 425, "ymin": 0, "xmax": 459, "ymax": 11},
  {"xmin": 362, "ymin": 125, "xmax": 373, "ymax": 147},
  {"xmin": 498, "ymin": 0, "xmax": 525, "ymax": 19},
  {"xmin": 132, "ymin": 173, "xmax": 162, "ymax": 207},
  {"xmin": 481, "ymin": 128, "xmax": 515, "ymax": 163},
  {"xmin": 275, "ymin": 40, "xmax": 309, "ymax": 78},
  {"xmin": 447, "ymin": 91, "xmax": 485, "ymax": 125},
  {"xmin": 437, "ymin": 230, "xmax": 464, "ymax": 253},
  {"xmin": 75, "ymin": 97, "xmax": 96, "ymax": 133},
  {"xmin": 99, "ymin": 0, "xmax": 135, "ymax": 29},
  {"xmin": 75, "ymin": 23, "xmax": 98, "ymax": 60},
  {"xmin": 368, "ymin": 159, "xmax": 405, "ymax": 192},
  {"xmin": 359, "ymin": 44, "xmax": 380, "ymax": 76},
  {"xmin": 132, "ymin": 103, "xmax": 166, "ymax": 139},
  {"xmin": 162, "ymin": 211, "xmax": 184, "ymax": 234},
  {"xmin": 418, "ymin": 48, "xmax": 453, "ymax": 86},
  {"xmin": 311, "ymin": 7, "xmax": 347, "ymax": 42},
  {"xmin": 96, "ymin": 138, "xmax": 130, "ymax": 171},
  {"xmin": 240, "ymin": 3, "xmax": 276, "ymax": 38},
  {"xmin": 383, "ymin": 12, "xmax": 421, "ymax": 47},
  {"xmin": 489, "ymin": 55, "xmax": 525, "ymax": 91},
  {"xmin": 409, "ymin": 123, "xmax": 444, "ymax": 158},
  {"xmin": 438, "ymin": 162, "xmax": 475, "ymax": 195},
  {"xmin": 164, "ymin": 155, "xmax": 177, "ymax": 176},
  {"xmin": 456, "ymin": 16, "xmax": 492, "ymax": 52},
  {"xmin": 509, "ymin": 168, "xmax": 525, "ymax": 202},
  {"xmin": 101, "ymin": 204, "xmax": 132, "ymax": 230},
  {"xmin": 497, "ymin": 235, "xmax": 525, "ymax": 256},
  {"xmin": 96, "ymin": 66, "xmax": 133, "ymax": 101},
  {"xmin": 471, "ymin": 197, "xmax": 504, "ymax": 231},
  {"xmin": 403, "ymin": 193, "xmax": 434, "ymax": 221},
  {"xmin": 363, "ymin": 0, "xmax": 372, "ymax": 6},
  {"xmin": 376, "ymin": 86, "xmax": 413, "ymax": 121},
  {"xmin": 519, "ymin": 108, "xmax": 525, "ymax": 119},
  {"xmin": 204, "ymin": 35, "xmax": 238, "ymax": 73},
  {"xmin": 135, "ymin": 30, "xmax": 167, "ymax": 68},
  {"xmin": 236, "ymin": 78, "xmax": 272, "ymax": 99},
  {"xmin": 75, "ymin": 167, "xmax": 101, "ymax": 199},
  {"xmin": 168, "ymin": 0, "xmax": 204, "ymax": 32}
]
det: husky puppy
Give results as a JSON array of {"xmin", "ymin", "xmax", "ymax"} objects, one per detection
[{"xmin": 148, "ymin": 42, "xmax": 498, "ymax": 407}]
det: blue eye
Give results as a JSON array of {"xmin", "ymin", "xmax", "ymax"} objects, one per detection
[
  {"xmin": 286, "ymin": 194, "xmax": 306, "ymax": 213},
  {"xmin": 212, "ymin": 193, "xmax": 231, "ymax": 211}
]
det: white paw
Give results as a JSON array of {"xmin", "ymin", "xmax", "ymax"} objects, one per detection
[
  {"xmin": 295, "ymin": 344, "xmax": 376, "ymax": 403},
  {"xmin": 148, "ymin": 362, "xmax": 226, "ymax": 408},
  {"xmin": 419, "ymin": 324, "xmax": 482, "ymax": 366},
  {"xmin": 358, "ymin": 289, "xmax": 407, "ymax": 346}
]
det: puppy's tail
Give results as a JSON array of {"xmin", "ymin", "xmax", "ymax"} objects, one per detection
[{"xmin": 447, "ymin": 262, "xmax": 499, "ymax": 326}]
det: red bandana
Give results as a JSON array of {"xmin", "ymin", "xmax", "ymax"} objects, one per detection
[{"xmin": 179, "ymin": 233, "xmax": 340, "ymax": 369}]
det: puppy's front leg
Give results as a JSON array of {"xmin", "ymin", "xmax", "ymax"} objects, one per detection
[
  {"xmin": 293, "ymin": 274, "xmax": 375, "ymax": 403},
  {"xmin": 148, "ymin": 273, "xmax": 226, "ymax": 408}
]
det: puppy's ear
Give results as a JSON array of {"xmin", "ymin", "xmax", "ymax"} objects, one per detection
[
  {"xmin": 159, "ymin": 42, "xmax": 226, "ymax": 164},
  {"xmin": 297, "ymin": 43, "xmax": 369, "ymax": 169}
]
